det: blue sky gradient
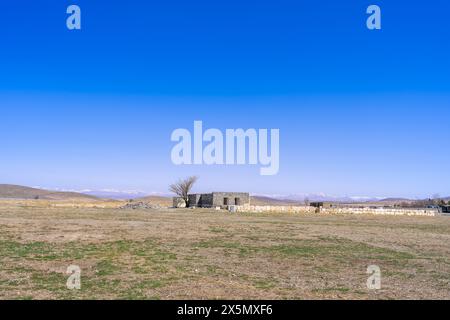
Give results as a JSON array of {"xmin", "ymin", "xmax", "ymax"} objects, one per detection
[{"xmin": 1, "ymin": 1, "xmax": 449, "ymax": 198}]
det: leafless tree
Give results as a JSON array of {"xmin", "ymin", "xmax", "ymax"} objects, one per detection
[
  {"xmin": 304, "ymin": 197, "xmax": 310, "ymax": 206},
  {"xmin": 169, "ymin": 176, "xmax": 198, "ymax": 206}
]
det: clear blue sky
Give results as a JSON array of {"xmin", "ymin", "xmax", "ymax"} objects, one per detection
[{"xmin": 1, "ymin": 1, "xmax": 449, "ymax": 198}]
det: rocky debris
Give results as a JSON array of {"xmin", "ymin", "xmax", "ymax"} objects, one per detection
[{"xmin": 119, "ymin": 202, "xmax": 163, "ymax": 210}]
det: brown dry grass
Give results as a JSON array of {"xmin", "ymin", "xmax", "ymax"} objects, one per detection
[{"xmin": 0, "ymin": 200, "xmax": 449, "ymax": 300}]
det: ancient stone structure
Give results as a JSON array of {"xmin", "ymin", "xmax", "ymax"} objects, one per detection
[
  {"xmin": 186, "ymin": 192, "xmax": 250, "ymax": 208},
  {"xmin": 233, "ymin": 205, "xmax": 440, "ymax": 216}
]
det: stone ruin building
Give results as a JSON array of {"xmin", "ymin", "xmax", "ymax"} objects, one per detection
[{"xmin": 173, "ymin": 192, "xmax": 250, "ymax": 209}]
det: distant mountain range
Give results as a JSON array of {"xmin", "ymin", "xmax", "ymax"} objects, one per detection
[
  {"xmin": 254, "ymin": 193, "xmax": 385, "ymax": 203},
  {"xmin": 250, "ymin": 196, "xmax": 304, "ymax": 206},
  {"xmin": 251, "ymin": 193, "xmax": 449, "ymax": 205},
  {"xmin": 1, "ymin": 184, "xmax": 447, "ymax": 205}
]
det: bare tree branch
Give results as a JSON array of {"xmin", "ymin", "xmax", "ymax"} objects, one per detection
[{"xmin": 169, "ymin": 176, "xmax": 198, "ymax": 206}]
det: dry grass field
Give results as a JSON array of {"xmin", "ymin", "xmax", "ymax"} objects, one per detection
[{"xmin": 0, "ymin": 200, "xmax": 449, "ymax": 300}]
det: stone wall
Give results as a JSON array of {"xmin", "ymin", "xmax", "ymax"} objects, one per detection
[
  {"xmin": 321, "ymin": 207, "xmax": 439, "ymax": 217},
  {"xmin": 234, "ymin": 205, "xmax": 315, "ymax": 214},
  {"xmin": 188, "ymin": 194, "xmax": 201, "ymax": 207},
  {"xmin": 199, "ymin": 193, "xmax": 214, "ymax": 207},
  {"xmin": 188, "ymin": 192, "xmax": 250, "ymax": 208},
  {"xmin": 233, "ymin": 205, "xmax": 439, "ymax": 216},
  {"xmin": 212, "ymin": 192, "xmax": 250, "ymax": 208}
]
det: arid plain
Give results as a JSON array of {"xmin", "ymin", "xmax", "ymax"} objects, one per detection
[{"xmin": 0, "ymin": 199, "xmax": 449, "ymax": 300}]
